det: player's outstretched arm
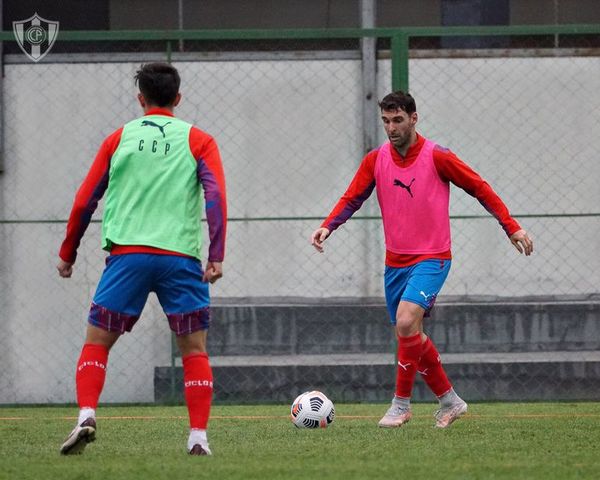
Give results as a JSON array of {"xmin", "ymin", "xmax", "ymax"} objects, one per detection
[
  {"xmin": 509, "ymin": 229, "xmax": 534, "ymax": 256},
  {"xmin": 57, "ymin": 259, "xmax": 74, "ymax": 278},
  {"xmin": 310, "ymin": 227, "xmax": 330, "ymax": 253}
]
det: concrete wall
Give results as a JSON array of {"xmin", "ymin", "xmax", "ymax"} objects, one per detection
[
  {"xmin": 1, "ymin": 54, "xmax": 599, "ymax": 403},
  {"xmin": 156, "ymin": 302, "xmax": 600, "ymax": 403}
]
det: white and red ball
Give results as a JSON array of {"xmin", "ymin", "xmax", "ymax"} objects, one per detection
[{"xmin": 290, "ymin": 390, "xmax": 335, "ymax": 429}]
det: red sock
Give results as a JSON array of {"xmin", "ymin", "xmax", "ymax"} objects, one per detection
[
  {"xmin": 76, "ymin": 343, "xmax": 109, "ymax": 409},
  {"xmin": 183, "ymin": 353, "xmax": 213, "ymax": 429},
  {"xmin": 418, "ymin": 337, "xmax": 452, "ymax": 397},
  {"xmin": 395, "ymin": 333, "xmax": 423, "ymax": 398}
]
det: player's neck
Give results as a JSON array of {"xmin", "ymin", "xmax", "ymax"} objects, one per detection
[{"xmin": 143, "ymin": 104, "xmax": 175, "ymax": 114}]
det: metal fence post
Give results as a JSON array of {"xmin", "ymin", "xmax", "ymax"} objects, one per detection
[
  {"xmin": 360, "ymin": 0, "xmax": 377, "ymax": 154},
  {"xmin": 391, "ymin": 32, "xmax": 409, "ymax": 92}
]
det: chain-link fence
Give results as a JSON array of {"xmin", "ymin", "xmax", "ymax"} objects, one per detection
[{"xmin": 1, "ymin": 26, "xmax": 599, "ymax": 404}]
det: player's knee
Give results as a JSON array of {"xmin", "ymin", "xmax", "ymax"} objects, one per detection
[
  {"xmin": 176, "ymin": 329, "xmax": 208, "ymax": 356},
  {"xmin": 394, "ymin": 305, "xmax": 422, "ymax": 336},
  {"xmin": 394, "ymin": 314, "xmax": 418, "ymax": 336},
  {"xmin": 85, "ymin": 324, "xmax": 121, "ymax": 350}
]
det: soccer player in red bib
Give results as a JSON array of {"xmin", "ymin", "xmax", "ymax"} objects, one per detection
[
  {"xmin": 57, "ymin": 63, "xmax": 227, "ymax": 455},
  {"xmin": 311, "ymin": 91, "xmax": 533, "ymax": 428}
]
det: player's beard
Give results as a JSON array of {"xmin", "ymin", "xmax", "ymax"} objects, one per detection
[{"xmin": 389, "ymin": 131, "xmax": 410, "ymax": 151}]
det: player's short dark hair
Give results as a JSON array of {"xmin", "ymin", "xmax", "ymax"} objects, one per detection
[
  {"xmin": 134, "ymin": 63, "xmax": 181, "ymax": 107},
  {"xmin": 378, "ymin": 91, "xmax": 416, "ymax": 114}
]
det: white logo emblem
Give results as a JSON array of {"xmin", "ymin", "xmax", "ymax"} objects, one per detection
[
  {"xmin": 77, "ymin": 361, "xmax": 106, "ymax": 372},
  {"xmin": 397, "ymin": 361, "xmax": 411, "ymax": 371},
  {"xmin": 13, "ymin": 13, "xmax": 59, "ymax": 63},
  {"xmin": 420, "ymin": 291, "xmax": 429, "ymax": 300},
  {"xmin": 184, "ymin": 379, "xmax": 214, "ymax": 388}
]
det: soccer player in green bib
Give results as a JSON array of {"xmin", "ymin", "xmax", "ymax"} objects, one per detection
[{"xmin": 57, "ymin": 63, "xmax": 227, "ymax": 456}]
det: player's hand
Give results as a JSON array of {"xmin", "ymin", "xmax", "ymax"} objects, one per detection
[
  {"xmin": 310, "ymin": 227, "xmax": 330, "ymax": 253},
  {"xmin": 510, "ymin": 229, "xmax": 533, "ymax": 256},
  {"xmin": 57, "ymin": 259, "xmax": 74, "ymax": 278},
  {"xmin": 203, "ymin": 261, "xmax": 223, "ymax": 283}
]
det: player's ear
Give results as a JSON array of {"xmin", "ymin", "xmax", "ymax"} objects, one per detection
[
  {"xmin": 173, "ymin": 93, "xmax": 182, "ymax": 107},
  {"xmin": 411, "ymin": 112, "xmax": 418, "ymax": 125},
  {"xmin": 137, "ymin": 93, "xmax": 146, "ymax": 108}
]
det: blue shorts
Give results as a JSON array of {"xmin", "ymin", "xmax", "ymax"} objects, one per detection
[
  {"xmin": 89, "ymin": 254, "xmax": 210, "ymax": 336},
  {"xmin": 384, "ymin": 259, "xmax": 451, "ymax": 325}
]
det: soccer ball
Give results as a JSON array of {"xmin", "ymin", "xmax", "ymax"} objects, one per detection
[{"xmin": 290, "ymin": 390, "xmax": 335, "ymax": 429}]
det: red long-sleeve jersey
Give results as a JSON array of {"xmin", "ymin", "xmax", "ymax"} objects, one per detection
[
  {"xmin": 321, "ymin": 133, "xmax": 521, "ymax": 267},
  {"xmin": 59, "ymin": 108, "xmax": 227, "ymax": 264}
]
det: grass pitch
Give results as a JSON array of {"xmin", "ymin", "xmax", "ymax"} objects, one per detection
[{"xmin": 1, "ymin": 402, "xmax": 599, "ymax": 480}]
